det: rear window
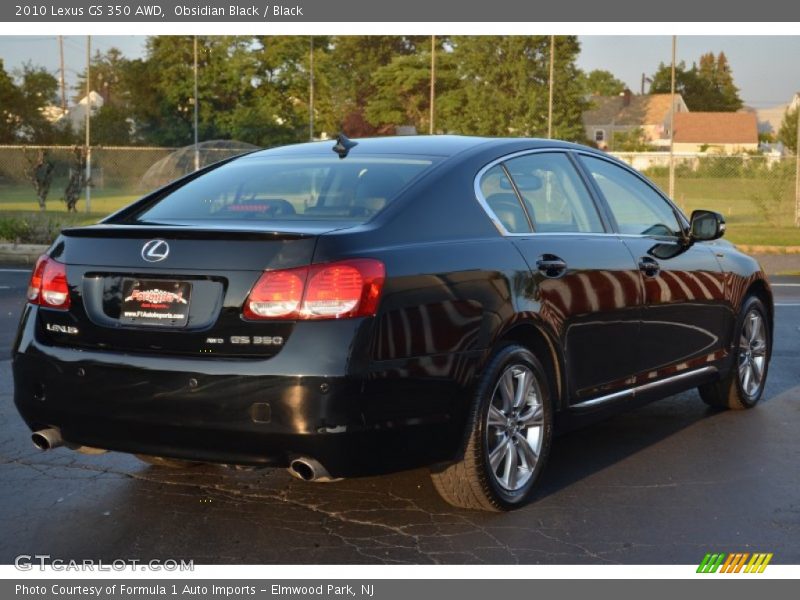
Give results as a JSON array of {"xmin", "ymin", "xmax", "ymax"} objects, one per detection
[{"xmin": 130, "ymin": 155, "xmax": 436, "ymax": 223}]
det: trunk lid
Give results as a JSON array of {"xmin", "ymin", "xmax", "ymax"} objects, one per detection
[{"xmin": 40, "ymin": 222, "xmax": 342, "ymax": 357}]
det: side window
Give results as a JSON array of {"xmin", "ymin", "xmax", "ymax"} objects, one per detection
[
  {"xmin": 580, "ymin": 155, "xmax": 682, "ymax": 238},
  {"xmin": 478, "ymin": 164, "xmax": 532, "ymax": 234},
  {"xmin": 504, "ymin": 153, "xmax": 604, "ymax": 233}
]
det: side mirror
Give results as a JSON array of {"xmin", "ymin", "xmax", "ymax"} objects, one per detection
[{"xmin": 690, "ymin": 210, "xmax": 726, "ymax": 242}]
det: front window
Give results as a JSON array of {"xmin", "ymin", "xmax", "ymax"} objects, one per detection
[
  {"xmin": 128, "ymin": 155, "xmax": 436, "ymax": 224},
  {"xmin": 580, "ymin": 155, "xmax": 682, "ymax": 237}
]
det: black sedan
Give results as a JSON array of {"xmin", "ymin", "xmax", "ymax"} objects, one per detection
[{"xmin": 13, "ymin": 135, "xmax": 772, "ymax": 511}]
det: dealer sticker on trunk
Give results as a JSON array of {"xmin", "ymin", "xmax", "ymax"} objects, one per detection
[{"xmin": 120, "ymin": 279, "xmax": 192, "ymax": 327}]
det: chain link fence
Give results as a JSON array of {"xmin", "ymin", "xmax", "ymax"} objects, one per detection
[
  {"xmin": 612, "ymin": 153, "xmax": 798, "ymax": 241},
  {"xmin": 0, "ymin": 144, "xmax": 255, "ymax": 214}
]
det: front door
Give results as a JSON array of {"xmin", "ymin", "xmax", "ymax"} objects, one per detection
[{"xmin": 577, "ymin": 154, "xmax": 727, "ymax": 380}]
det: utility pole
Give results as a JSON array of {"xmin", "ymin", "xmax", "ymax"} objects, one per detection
[
  {"xmin": 58, "ymin": 36, "xmax": 67, "ymax": 113},
  {"xmin": 85, "ymin": 35, "xmax": 91, "ymax": 213},
  {"xmin": 668, "ymin": 35, "xmax": 676, "ymax": 200},
  {"xmin": 795, "ymin": 92, "xmax": 800, "ymax": 227},
  {"xmin": 193, "ymin": 36, "xmax": 200, "ymax": 172},
  {"xmin": 429, "ymin": 35, "xmax": 436, "ymax": 135},
  {"xmin": 547, "ymin": 35, "xmax": 555, "ymax": 139},
  {"xmin": 309, "ymin": 36, "xmax": 314, "ymax": 141}
]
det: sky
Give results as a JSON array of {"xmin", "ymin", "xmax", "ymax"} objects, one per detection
[{"xmin": 0, "ymin": 35, "xmax": 798, "ymax": 109}]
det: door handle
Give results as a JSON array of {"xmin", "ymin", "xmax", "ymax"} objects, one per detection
[
  {"xmin": 536, "ymin": 254, "xmax": 568, "ymax": 278},
  {"xmin": 638, "ymin": 256, "xmax": 660, "ymax": 277}
]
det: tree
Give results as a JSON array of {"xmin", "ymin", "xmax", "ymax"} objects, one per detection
[
  {"xmin": 365, "ymin": 45, "xmax": 457, "ymax": 133},
  {"xmin": 649, "ymin": 52, "xmax": 742, "ymax": 111},
  {"xmin": 581, "ymin": 69, "xmax": 626, "ymax": 96},
  {"xmin": 778, "ymin": 104, "xmax": 798, "ymax": 154},
  {"xmin": 16, "ymin": 63, "xmax": 60, "ymax": 142},
  {"xmin": 609, "ymin": 127, "xmax": 654, "ymax": 151},
  {"xmin": 23, "ymin": 148, "xmax": 55, "ymax": 210},
  {"xmin": 437, "ymin": 36, "xmax": 588, "ymax": 140},
  {"xmin": 85, "ymin": 104, "xmax": 133, "ymax": 145},
  {"xmin": 314, "ymin": 36, "xmax": 428, "ymax": 135},
  {"xmin": 62, "ymin": 146, "xmax": 87, "ymax": 212},
  {"xmin": 0, "ymin": 59, "xmax": 22, "ymax": 142}
]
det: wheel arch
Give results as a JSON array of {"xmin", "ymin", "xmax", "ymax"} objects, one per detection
[
  {"xmin": 495, "ymin": 321, "xmax": 566, "ymax": 412},
  {"xmin": 744, "ymin": 279, "xmax": 774, "ymax": 337}
]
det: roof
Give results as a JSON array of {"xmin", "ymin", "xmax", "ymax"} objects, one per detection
[
  {"xmin": 673, "ymin": 112, "xmax": 759, "ymax": 144},
  {"xmin": 755, "ymin": 93, "xmax": 800, "ymax": 134},
  {"xmin": 250, "ymin": 135, "xmax": 591, "ymax": 159},
  {"xmin": 583, "ymin": 94, "xmax": 678, "ymax": 127}
]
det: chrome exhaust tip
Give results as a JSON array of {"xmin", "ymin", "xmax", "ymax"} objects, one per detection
[
  {"xmin": 288, "ymin": 457, "xmax": 339, "ymax": 483},
  {"xmin": 31, "ymin": 428, "xmax": 63, "ymax": 451}
]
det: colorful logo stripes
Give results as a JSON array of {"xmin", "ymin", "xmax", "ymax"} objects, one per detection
[{"xmin": 697, "ymin": 552, "xmax": 773, "ymax": 573}]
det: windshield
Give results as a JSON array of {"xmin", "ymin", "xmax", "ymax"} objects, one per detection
[{"xmin": 129, "ymin": 155, "xmax": 437, "ymax": 224}]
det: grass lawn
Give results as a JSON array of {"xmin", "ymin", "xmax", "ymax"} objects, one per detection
[{"xmin": 0, "ymin": 185, "xmax": 138, "ymax": 216}]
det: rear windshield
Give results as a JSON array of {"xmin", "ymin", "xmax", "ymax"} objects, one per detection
[{"xmin": 129, "ymin": 155, "xmax": 436, "ymax": 223}]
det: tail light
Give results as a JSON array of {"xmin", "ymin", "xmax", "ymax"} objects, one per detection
[
  {"xmin": 27, "ymin": 255, "xmax": 71, "ymax": 309},
  {"xmin": 244, "ymin": 259, "xmax": 385, "ymax": 320}
]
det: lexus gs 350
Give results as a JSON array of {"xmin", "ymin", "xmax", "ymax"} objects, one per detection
[{"xmin": 13, "ymin": 135, "xmax": 772, "ymax": 511}]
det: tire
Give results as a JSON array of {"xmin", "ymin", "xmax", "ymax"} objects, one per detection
[
  {"xmin": 699, "ymin": 295, "xmax": 770, "ymax": 410},
  {"xmin": 135, "ymin": 454, "xmax": 202, "ymax": 469},
  {"xmin": 430, "ymin": 343, "xmax": 553, "ymax": 511}
]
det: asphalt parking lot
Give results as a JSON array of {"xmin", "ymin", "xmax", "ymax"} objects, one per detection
[{"xmin": 0, "ymin": 265, "xmax": 798, "ymax": 565}]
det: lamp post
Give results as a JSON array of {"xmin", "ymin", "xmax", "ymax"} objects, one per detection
[
  {"xmin": 85, "ymin": 35, "xmax": 91, "ymax": 213},
  {"xmin": 429, "ymin": 35, "xmax": 436, "ymax": 135},
  {"xmin": 193, "ymin": 36, "xmax": 200, "ymax": 172},
  {"xmin": 547, "ymin": 35, "xmax": 555, "ymax": 139},
  {"xmin": 668, "ymin": 35, "xmax": 676, "ymax": 200}
]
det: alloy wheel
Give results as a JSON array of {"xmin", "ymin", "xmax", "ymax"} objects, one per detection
[
  {"xmin": 485, "ymin": 364, "xmax": 544, "ymax": 491},
  {"xmin": 738, "ymin": 309, "xmax": 767, "ymax": 398}
]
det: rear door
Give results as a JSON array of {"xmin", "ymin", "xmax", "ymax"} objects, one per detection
[
  {"xmin": 478, "ymin": 151, "xmax": 643, "ymax": 402},
  {"xmin": 576, "ymin": 154, "xmax": 727, "ymax": 379}
]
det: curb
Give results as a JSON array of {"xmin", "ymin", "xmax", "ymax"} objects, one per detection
[
  {"xmin": 740, "ymin": 245, "xmax": 800, "ymax": 254},
  {"xmin": 0, "ymin": 243, "xmax": 49, "ymax": 266}
]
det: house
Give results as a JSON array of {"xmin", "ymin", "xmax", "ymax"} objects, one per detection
[
  {"xmin": 49, "ymin": 91, "xmax": 104, "ymax": 131},
  {"xmin": 753, "ymin": 92, "xmax": 800, "ymax": 138},
  {"xmin": 672, "ymin": 112, "xmax": 759, "ymax": 153},
  {"xmin": 582, "ymin": 90, "xmax": 688, "ymax": 150}
]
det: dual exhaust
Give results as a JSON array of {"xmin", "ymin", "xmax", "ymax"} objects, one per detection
[{"xmin": 33, "ymin": 428, "xmax": 333, "ymax": 482}]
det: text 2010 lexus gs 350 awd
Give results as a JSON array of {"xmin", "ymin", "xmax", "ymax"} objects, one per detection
[{"xmin": 13, "ymin": 135, "xmax": 772, "ymax": 511}]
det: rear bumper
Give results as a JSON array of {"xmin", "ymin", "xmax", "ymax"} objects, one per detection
[{"xmin": 12, "ymin": 306, "xmax": 465, "ymax": 477}]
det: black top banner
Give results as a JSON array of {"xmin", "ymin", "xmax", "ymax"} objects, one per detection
[{"xmin": 2, "ymin": 0, "xmax": 800, "ymax": 22}]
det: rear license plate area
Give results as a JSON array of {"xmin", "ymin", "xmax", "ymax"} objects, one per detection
[{"xmin": 120, "ymin": 279, "xmax": 192, "ymax": 327}]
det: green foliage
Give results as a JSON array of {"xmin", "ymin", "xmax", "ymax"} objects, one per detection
[
  {"xmin": 438, "ymin": 36, "xmax": 588, "ymax": 140},
  {"xmin": 778, "ymin": 105, "xmax": 798, "ymax": 154},
  {"xmin": 609, "ymin": 127, "xmax": 653, "ymax": 151},
  {"xmin": 0, "ymin": 60, "xmax": 65, "ymax": 144},
  {"xmin": 0, "ymin": 212, "xmax": 74, "ymax": 244},
  {"xmin": 23, "ymin": 148, "xmax": 55, "ymax": 210},
  {"xmin": 581, "ymin": 69, "xmax": 625, "ymax": 96},
  {"xmin": 365, "ymin": 48, "xmax": 457, "ymax": 132},
  {"xmin": 644, "ymin": 156, "xmax": 794, "ymax": 180},
  {"xmin": 62, "ymin": 146, "xmax": 87, "ymax": 212},
  {"xmin": 748, "ymin": 160, "xmax": 795, "ymax": 227},
  {"xmin": 82, "ymin": 104, "xmax": 133, "ymax": 145},
  {"xmin": 650, "ymin": 52, "xmax": 742, "ymax": 111}
]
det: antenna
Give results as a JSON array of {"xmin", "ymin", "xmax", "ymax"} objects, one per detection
[{"xmin": 332, "ymin": 133, "xmax": 358, "ymax": 159}]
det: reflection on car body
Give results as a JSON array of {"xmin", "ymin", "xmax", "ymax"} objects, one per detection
[{"xmin": 13, "ymin": 135, "xmax": 772, "ymax": 511}]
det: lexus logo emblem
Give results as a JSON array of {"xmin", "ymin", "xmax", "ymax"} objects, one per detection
[{"xmin": 141, "ymin": 239, "xmax": 169, "ymax": 262}]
